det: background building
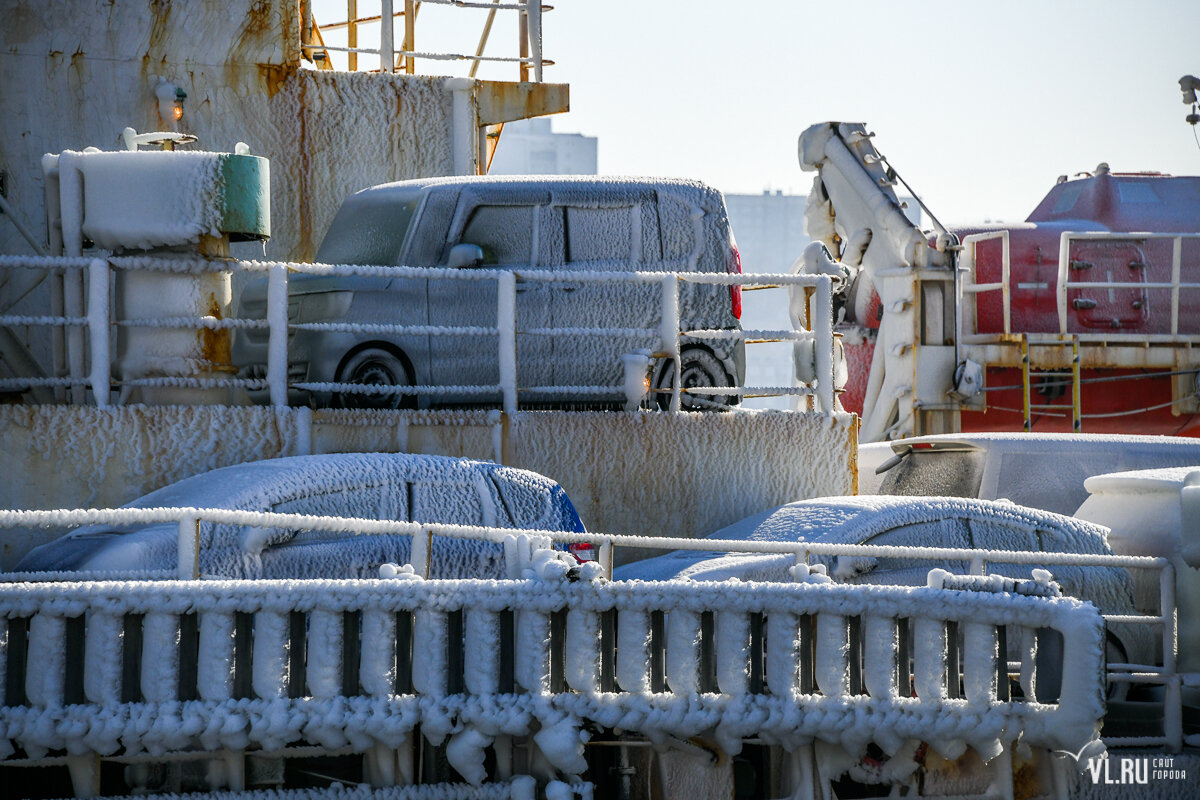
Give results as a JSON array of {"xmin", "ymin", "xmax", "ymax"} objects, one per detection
[{"xmin": 489, "ymin": 118, "xmax": 598, "ymax": 175}]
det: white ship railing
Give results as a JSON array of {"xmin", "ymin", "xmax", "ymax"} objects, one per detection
[
  {"xmin": 958, "ymin": 230, "xmax": 1200, "ymax": 343},
  {"xmin": 0, "ymin": 566, "xmax": 1105, "ymax": 797},
  {"xmin": 0, "ymin": 256, "xmax": 837, "ymax": 414},
  {"xmin": 0, "ymin": 505, "xmax": 1191, "ymax": 754}
]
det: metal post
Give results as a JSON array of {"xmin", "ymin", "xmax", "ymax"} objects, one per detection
[
  {"xmin": 1171, "ymin": 237, "xmax": 1182, "ymax": 336},
  {"xmin": 599, "ymin": 540, "xmax": 613, "ymax": 580},
  {"xmin": 347, "ymin": 0, "xmax": 358, "ymax": 71},
  {"xmin": 1071, "ymin": 336, "xmax": 1081, "ymax": 433},
  {"xmin": 1000, "ymin": 230, "xmax": 1011, "ymax": 334},
  {"xmin": 813, "ymin": 276, "xmax": 834, "ymax": 413},
  {"xmin": 412, "ymin": 527, "xmax": 432, "ymax": 579},
  {"xmin": 1056, "ymin": 234, "xmax": 1071, "ymax": 335},
  {"xmin": 1162, "ymin": 562, "xmax": 1182, "ymax": 752},
  {"xmin": 659, "ymin": 275, "xmax": 680, "ymax": 413},
  {"xmin": 526, "ymin": 0, "xmax": 542, "ymax": 81},
  {"xmin": 177, "ymin": 515, "xmax": 200, "ymax": 579},
  {"xmin": 300, "ymin": 0, "xmax": 312, "ymax": 60},
  {"xmin": 404, "ymin": 0, "xmax": 415, "ymax": 74},
  {"xmin": 498, "ymin": 271, "xmax": 517, "ymax": 414},
  {"xmin": 266, "ymin": 265, "xmax": 289, "ymax": 407},
  {"xmin": 518, "ymin": 1, "xmax": 529, "ymax": 82},
  {"xmin": 380, "ymin": 0, "xmax": 395, "ymax": 73},
  {"xmin": 86, "ymin": 259, "xmax": 110, "ymax": 408},
  {"xmin": 1020, "ymin": 335, "xmax": 1031, "ymax": 432}
]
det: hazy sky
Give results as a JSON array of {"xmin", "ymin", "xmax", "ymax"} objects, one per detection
[{"xmin": 322, "ymin": 0, "xmax": 1200, "ymax": 223}]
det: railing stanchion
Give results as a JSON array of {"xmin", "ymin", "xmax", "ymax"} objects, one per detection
[
  {"xmin": 177, "ymin": 515, "xmax": 200, "ymax": 579},
  {"xmin": 660, "ymin": 274, "xmax": 680, "ymax": 413},
  {"xmin": 1162, "ymin": 562, "xmax": 1182, "ymax": 752},
  {"xmin": 87, "ymin": 258, "xmax": 111, "ymax": 408},
  {"xmin": 814, "ymin": 276, "xmax": 834, "ymax": 412},
  {"xmin": 266, "ymin": 265, "xmax": 289, "ymax": 407},
  {"xmin": 381, "ymin": 0, "xmax": 395, "ymax": 73},
  {"xmin": 498, "ymin": 271, "xmax": 517, "ymax": 414}
]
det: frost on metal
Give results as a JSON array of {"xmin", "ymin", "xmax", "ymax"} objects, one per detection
[
  {"xmin": 0, "ymin": 576, "xmax": 1107, "ymax": 780},
  {"xmin": 1, "ymin": 406, "xmax": 856, "ymax": 568}
]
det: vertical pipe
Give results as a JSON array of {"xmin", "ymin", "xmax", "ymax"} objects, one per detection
[
  {"xmin": 527, "ymin": 0, "xmax": 542, "ymax": 81},
  {"xmin": 1056, "ymin": 233, "xmax": 1071, "ymax": 334},
  {"xmin": 86, "ymin": 258, "xmax": 110, "ymax": 407},
  {"xmin": 266, "ymin": 265, "xmax": 288, "ymax": 407},
  {"xmin": 380, "ymin": 0, "xmax": 395, "ymax": 73},
  {"xmin": 411, "ymin": 527, "xmax": 432, "ymax": 578},
  {"xmin": 518, "ymin": 2, "xmax": 529, "ymax": 82},
  {"xmin": 498, "ymin": 271, "xmax": 517, "ymax": 414},
  {"xmin": 347, "ymin": 0, "xmax": 358, "ymax": 71},
  {"xmin": 1162, "ymin": 562, "xmax": 1182, "ymax": 752},
  {"xmin": 814, "ymin": 614, "xmax": 849, "ymax": 697},
  {"xmin": 403, "ymin": 0, "xmax": 415, "ymax": 74},
  {"xmin": 1071, "ymin": 337, "xmax": 1081, "ymax": 433},
  {"xmin": 1021, "ymin": 335, "xmax": 1031, "ymax": 432},
  {"xmin": 659, "ymin": 275, "xmax": 680, "ymax": 413},
  {"xmin": 1171, "ymin": 237, "xmax": 1182, "ymax": 336},
  {"xmin": 1001, "ymin": 231, "xmax": 1011, "ymax": 334},
  {"xmin": 813, "ymin": 276, "xmax": 834, "ymax": 412},
  {"xmin": 300, "ymin": 0, "xmax": 312, "ymax": 59},
  {"xmin": 962, "ymin": 622, "xmax": 998, "ymax": 707}
]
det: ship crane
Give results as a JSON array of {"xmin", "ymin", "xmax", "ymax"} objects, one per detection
[{"xmin": 798, "ymin": 121, "xmax": 1200, "ymax": 441}]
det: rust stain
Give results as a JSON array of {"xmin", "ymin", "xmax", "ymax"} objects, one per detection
[
  {"xmin": 296, "ymin": 74, "xmax": 313, "ymax": 260},
  {"xmin": 258, "ymin": 63, "xmax": 295, "ymax": 98},
  {"xmin": 200, "ymin": 294, "xmax": 234, "ymax": 371}
]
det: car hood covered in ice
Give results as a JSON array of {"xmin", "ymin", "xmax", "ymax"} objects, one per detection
[{"xmin": 17, "ymin": 453, "xmax": 584, "ymax": 580}]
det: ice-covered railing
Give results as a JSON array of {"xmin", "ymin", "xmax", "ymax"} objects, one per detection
[
  {"xmin": 0, "ymin": 505, "xmax": 1190, "ymax": 754},
  {"xmin": 958, "ymin": 231, "xmax": 1200, "ymax": 342},
  {"xmin": 0, "ymin": 255, "xmax": 838, "ymax": 413},
  {"xmin": 0, "ymin": 570, "xmax": 1105, "ymax": 796}
]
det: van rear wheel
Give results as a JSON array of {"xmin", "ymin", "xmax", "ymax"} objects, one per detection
[
  {"xmin": 335, "ymin": 348, "xmax": 416, "ymax": 410},
  {"xmin": 655, "ymin": 346, "xmax": 736, "ymax": 411}
]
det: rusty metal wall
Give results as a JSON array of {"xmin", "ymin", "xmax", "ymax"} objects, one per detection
[{"xmin": 0, "ymin": 0, "xmax": 457, "ymax": 261}]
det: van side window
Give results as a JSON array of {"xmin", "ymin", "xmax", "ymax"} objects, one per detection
[
  {"xmin": 566, "ymin": 206, "xmax": 634, "ymax": 264},
  {"xmin": 461, "ymin": 205, "xmax": 535, "ymax": 265},
  {"xmin": 657, "ymin": 195, "xmax": 697, "ymax": 265}
]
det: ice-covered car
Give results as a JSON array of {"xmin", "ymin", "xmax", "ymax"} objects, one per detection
[
  {"xmin": 16, "ymin": 453, "xmax": 586, "ymax": 579},
  {"xmin": 232, "ymin": 175, "xmax": 746, "ymax": 410},
  {"xmin": 858, "ymin": 432, "xmax": 1200, "ymax": 515},
  {"xmin": 615, "ymin": 495, "xmax": 1149, "ymax": 668}
]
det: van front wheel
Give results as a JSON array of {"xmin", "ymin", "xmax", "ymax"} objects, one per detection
[
  {"xmin": 655, "ymin": 346, "xmax": 737, "ymax": 411},
  {"xmin": 334, "ymin": 347, "xmax": 416, "ymax": 410}
]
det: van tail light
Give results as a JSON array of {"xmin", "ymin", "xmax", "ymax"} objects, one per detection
[
  {"xmin": 568, "ymin": 542, "xmax": 597, "ymax": 562},
  {"xmin": 729, "ymin": 245, "xmax": 743, "ymax": 320}
]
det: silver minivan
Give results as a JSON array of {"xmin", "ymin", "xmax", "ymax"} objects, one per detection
[{"xmin": 233, "ymin": 176, "xmax": 746, "ymax": 409}]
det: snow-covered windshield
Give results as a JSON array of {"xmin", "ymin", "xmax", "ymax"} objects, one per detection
[
  {"xmin": 317, "ymin": 189, "xmax": 421, "ymax": 266},
  {"xmin": 877, "ymin": 450, "xmax": 985, "ymax": 498}
]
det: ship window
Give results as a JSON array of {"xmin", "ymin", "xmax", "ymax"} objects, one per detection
[
  {"xmin": 1052, "ymin": 183, "xmax": 1084, "ymax": 214},
  {"xmin": 1117, "ymin": 181, "xmax": 1160, "ymax": 204}
]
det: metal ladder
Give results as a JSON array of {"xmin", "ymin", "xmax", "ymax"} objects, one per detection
[{"xmin": 1020, "ymin": 334, "xmax": 1081, "ymax": 432}]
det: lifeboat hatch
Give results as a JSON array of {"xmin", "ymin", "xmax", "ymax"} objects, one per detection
[{"xmin": 1066, "ymin": 240, "xmax": 1149, "ymax": 330}]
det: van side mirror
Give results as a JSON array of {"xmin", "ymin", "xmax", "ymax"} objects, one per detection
[{"xmin": 448, "ymin": 243, "xmax": 484, "ymax": 268}]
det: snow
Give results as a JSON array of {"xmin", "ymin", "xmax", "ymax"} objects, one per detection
[
  {"xmin": 59, "ymin": 150, "xmax": 225, "ymax": 251},
  {"xmin": 16, "ymin": 453, "xmax": 585, "ymax": 579},
  {"xmin": 0, "ymin": 575, "xmax": 1106, "ymax": 772}
]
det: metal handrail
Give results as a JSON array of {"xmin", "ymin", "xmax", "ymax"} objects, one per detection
[
  {"xmin": 304, "ymin": 0, "xmax": 547, "ymax": 80},
  {"xmin": 0, "ymin": 256, "xmax": 838, "ymax": 415}
]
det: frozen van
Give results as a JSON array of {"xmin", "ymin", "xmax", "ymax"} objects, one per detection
[{"xmin": 233, "ymin": 176, "xmax": 746, "ymax": 410}]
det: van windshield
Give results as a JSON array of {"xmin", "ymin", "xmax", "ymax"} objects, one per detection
[{"xmin": 317, "ymin": 191, "xmax": 421, "ymax": 266}]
